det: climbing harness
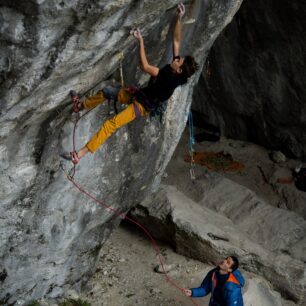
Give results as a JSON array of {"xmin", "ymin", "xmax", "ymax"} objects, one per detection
[
  {"xmin": 133, "ymin": 102, "xmax": 142, "ymax": 118},
  {"xmin": 188, "ymin": 111, "xmax": 196, "ymax": 180},
  {"xmin": 59, "ymin": 57, "xmax": 198, "ymax": 306}
]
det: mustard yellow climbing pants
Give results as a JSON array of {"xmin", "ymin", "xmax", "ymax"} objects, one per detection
[{"xmin": 84, "ymin": 88, "xmax": 149, "ymax": 153}]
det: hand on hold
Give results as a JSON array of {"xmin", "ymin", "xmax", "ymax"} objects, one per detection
[
  {"xmin": 177, "ymin": 3, "xmax": 185, "ymax": 19},
  {"xmin": 131, "ymin": 28, "xmax": 143, "ymax": 41},
  {"xmin": 183, "ymin": 288, "xmax": 192, "ymax": 297}
]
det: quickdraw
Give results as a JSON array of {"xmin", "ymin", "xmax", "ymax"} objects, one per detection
[{"xmin": 188, "ymin": 111, "xmax": 196, "ymax": 180}]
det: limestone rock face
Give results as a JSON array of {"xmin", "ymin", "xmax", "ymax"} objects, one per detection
[
  {"xmin": 192, "ymin": 0, "xmax": 306, "ymax": 160},
  {"xmin": 0, "ymin": 0, "xmax": 243, "ymax": 304}
]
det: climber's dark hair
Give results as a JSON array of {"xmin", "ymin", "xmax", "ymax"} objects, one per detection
[
  {"xmin": 181, "ymin": 55, "xmax": 199, "ymax": 80},
  {"xmin": 230, "ymin": 255, "xmax": 239, "ymax": 272}
]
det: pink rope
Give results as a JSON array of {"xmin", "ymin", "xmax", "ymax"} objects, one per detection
[{"xmin": 62, "ymin": 95, "xmax": 198, "ymax": 306}]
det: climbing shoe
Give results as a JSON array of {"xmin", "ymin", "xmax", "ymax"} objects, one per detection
[
  {"xmin": 70, "ymin": 90, "xmax": 83, "ymax": 113},
  {"xmin": 60, "ymin": 151, "xmax": 80, "ymax": 164}
]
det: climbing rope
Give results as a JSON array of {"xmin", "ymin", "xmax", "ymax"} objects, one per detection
[
  {"xmin": 60, "ymin": 165, "xmax": 198, "ymax": 305},
  {"xmin": 59, "ymin": 60, "xmax": 198, "ymax": 306},
  {"xmin": 188, "ymin": 111, "xmax": 196, "ymax": 180}
]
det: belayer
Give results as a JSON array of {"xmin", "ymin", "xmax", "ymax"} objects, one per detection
[
  {"xmin": 184, "ymin": 256, "xmax": 245, "ymax": 306},
  {"xmin": 61, "ymin": 3, "xmax": 198, "ymax": 164}
]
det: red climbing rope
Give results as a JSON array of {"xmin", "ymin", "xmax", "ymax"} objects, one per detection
[{"xmin": 60, "ymin": 96, "xmax": 198, "ymax": 306}]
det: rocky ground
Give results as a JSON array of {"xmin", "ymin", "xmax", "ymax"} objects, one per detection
[
  {"xmin": 78, "ymin": 224, "xmax": 294, "ymax": 306},
  {"xmin": 79, "ymin": 222, "xmax": 210, "ymax": 306},
  {"xmin": 164, "ymin": 130, "xmax": 306, "ymax": 218},
  {"xmin": 74, "ymin": 129, "xmax": 302, "ymax": 306}
]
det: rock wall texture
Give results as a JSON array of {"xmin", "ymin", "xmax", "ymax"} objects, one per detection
[
  {"xmin": 0, "ymin": 0, "xmax": 243, "ymax": 304},
  {"xmin": 192, "ymin": 0, "xmax": 306, "ymax": 160}
]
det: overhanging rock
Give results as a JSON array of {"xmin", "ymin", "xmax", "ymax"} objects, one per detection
[{"xmin": 0, "ymin": 0, "xmax": 243, "ymax": 304}]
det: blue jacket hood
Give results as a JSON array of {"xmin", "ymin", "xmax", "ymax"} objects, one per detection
[{"xmin": 231, "ymin": 269, "xmax": 245, "ymax": 287}]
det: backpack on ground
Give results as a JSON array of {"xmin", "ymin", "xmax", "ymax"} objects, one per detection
[{"xmin": 293, "ymin": 168, "xmax": 306, "ymax": 192}]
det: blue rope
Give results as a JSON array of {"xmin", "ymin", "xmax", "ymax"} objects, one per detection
[{"xmin": 188, "ymin": 111, "xmax": 195, "ymax": 152}]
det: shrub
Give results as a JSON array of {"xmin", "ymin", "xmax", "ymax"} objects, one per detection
[{"xmin": 59, "ymin": 298, "xmax": 91, "ymax": 306}]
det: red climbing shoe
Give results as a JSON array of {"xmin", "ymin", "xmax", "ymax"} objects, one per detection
[
  {"xmin": 60, "ymin": 151, "xmax": 80, "ymax": 164},
  {"xmin": 70, "ymin": 90, "xmax": 83, "ymax": 113}
]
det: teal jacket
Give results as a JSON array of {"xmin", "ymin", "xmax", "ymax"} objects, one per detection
[{"xmin": 191, "ymin": 268, "xmax": 245, "ymax": 306}]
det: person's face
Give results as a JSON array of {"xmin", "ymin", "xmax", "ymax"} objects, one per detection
[
  {"xmin": 218, "ymin": 257, "xmax": 234, "ymax": 273},
  {"xmin": 170, "ymin": 56, "xmax": 185, "ymax": 73}
]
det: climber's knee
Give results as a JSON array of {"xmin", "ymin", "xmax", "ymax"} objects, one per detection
[
  {"xmin": 117, "ymin": 88, "xmax": 134, "ymax": 104},
  {"xmin": 102, "ymin": 86, "xmax": 121, "ymax": 100}
]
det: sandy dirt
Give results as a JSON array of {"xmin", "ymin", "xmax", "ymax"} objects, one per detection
[{"xmin": 80, "ymin": 222, "xmax": 210, "ymax": 306}]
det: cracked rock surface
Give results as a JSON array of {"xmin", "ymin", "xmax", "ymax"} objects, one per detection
[
  {"xmin": 0, "ymin": 0, "xmax": 243, "ymax": 304},
  {"xmin": 192, "ymin": 0, "xmax": 306, "ymax": 159}
]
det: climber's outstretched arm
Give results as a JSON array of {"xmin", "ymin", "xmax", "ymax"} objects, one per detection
[
  {"xmin": 173, "ymin": 3, "xmax": 185, "ymax": 58},
  {"xmin": 133, "ymin": 28, "xmax": 159, "ymax": 77}
]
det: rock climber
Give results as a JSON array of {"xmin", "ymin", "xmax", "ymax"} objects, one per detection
[
  {"xmin": 61, "ymin": 3, "xmax": 198, "ymax": 164},
  {"xmin": 183, "ymin": 256, "xmax": 245, "ymax": 306}
]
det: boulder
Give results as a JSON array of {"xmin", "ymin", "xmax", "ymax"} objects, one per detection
[{"xmin": 130, "ymin": 184, "xmax": 306, "ymax": 304}]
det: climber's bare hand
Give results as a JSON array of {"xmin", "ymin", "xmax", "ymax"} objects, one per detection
[
  {"xmin": 131, "ymin": 28, "xmax": 143, "ymax": 41},
  {"xmin": 177, "ymin": 3, "xmax": 185, "ymax": 19}
]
